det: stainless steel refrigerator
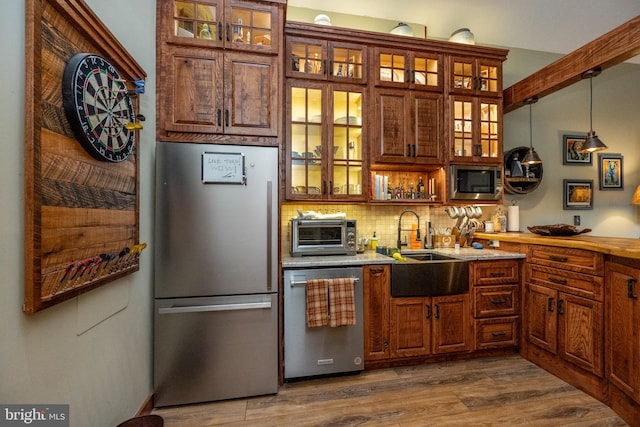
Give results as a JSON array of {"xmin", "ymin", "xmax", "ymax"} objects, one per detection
[{"xmin": 153, "ymin": 142, "xmax": 278, "ymax": 407}]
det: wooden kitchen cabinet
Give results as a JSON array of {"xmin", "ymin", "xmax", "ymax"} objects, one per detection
[
  {"xmin": 371, "ymin": 88, "xmax": 443, "ymax": 165},
  {"xmin": 449, "ymin": 95, "xmax": 501, "ymax": 161},
  {"xmin": 606, "ymin": 259, "xmax": 640, "ymax": 405},
  {"xmin": 286, "ymin": 36, "xmax": 366, "ymax": 84},
  {"xmin": 449, "ymin": 56, "xmax": 502, "ymax": 97},
  {"xmin": 390, "ymin": 294, "xmax": 471, "ymax": 357},
  {"xmin": 156, "ymin": 0, "xmax": 284, "ymax": 143},
  {"xmin": 374, "ymin": 47, "xmax": 442, "ymax": 91},
  {"xmin": 472, "ymin": 260, "xmax": 520, "ymax": 350},
  {"xmin": 286, "ymin": 80, "xmax": 365, "ymax": 200},
  {"xmin": 363, "ymin": 264, "xmax": 391, "ymax": 362},
  {"xmin": 523, "ymin": 245, "xmax": 605, "ymax": 399}
]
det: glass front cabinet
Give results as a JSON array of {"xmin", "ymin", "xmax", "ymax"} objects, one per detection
[
  {"xmin": 169, "ymin": 0, "xmax": 280, "ymax": 53},
  {"xmin": 450, "ymin": 96, "xmax": 501, "ymax": 161},
  {"xmin": 286, "ymin": 37, "xmax": 366, "ymax": 84},
  {"xmin": 286, "ymin": 81, "xmax": 365, "ymax": 200}
]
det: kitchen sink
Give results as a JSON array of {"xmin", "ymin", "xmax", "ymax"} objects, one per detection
[{"xmin": 391, "ymin": 253, "xmax": 469, "ymax": 297}]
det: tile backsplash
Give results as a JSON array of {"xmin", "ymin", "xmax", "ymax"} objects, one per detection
[{"xmin": 281, "ymin": 202, "xmax": 497, "ymax": 252}]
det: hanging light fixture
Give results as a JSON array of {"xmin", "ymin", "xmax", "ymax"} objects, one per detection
[
  {"xmin": 521, "ymin": 97, "xmax": 542, "ymax": 165},
  {"xmin": 579, "ymin": 68, "xmax": 607, "ymax": 153}
]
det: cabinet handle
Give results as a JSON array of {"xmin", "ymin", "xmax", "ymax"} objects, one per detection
[
  {"xmin": 224, "ymin": 109, "xmax": 229, "ymax": 127},
  {"xmin": 490, "ymin": 272, "xmax": 506, "ymax": 277},
  {"xmin": 406, "ymin": 144, "xmax": 411, "ymax": 157},
  {"xmin": 472, "ymin": 76, "xmax": 479, "ymax": 90},
  {"xmin": 491, "ymin": 331, "xmax": 507, "ymax": 337},
  {"xmin": 226, "ymin": 23, "xmax": 230, "ymax": 42},
  {"xmin": 216, "ymin": 108, "xmax": 222, "ymax": 127},
  {"xmin": 329, "ymin": 60, "xmax": 333, "ymax": 76},
  {"xmin": 490, "ymin": 299, "xmax": 507, "ymax": 305},
  {"xmin": 406, "ymin": 69, "xmax": 410, "ymax": 83},
  {"xmin": 547, "ymin": 297, "xmax": 554, "ymax": 313},
  {"xmin": 426, "ymin": 304, "xmax": 431, "ymax": 319},
  {"xmin": 217, "ymin": 22, "xmax": 222, "ymax": 41},
  {"xmin": 412, "ymin": 144, "xmax": 417, "ymax": 157},
  {"xmin": 628, "ymin": 278, "xmax": 639, "ymax": 299},
  {"xmin": 369, "ymin": 267, "xmax": 385, "ymax": 274},
  {"xmin": 557, "ymin": 299, "xmax": 564, "ymax": 315},
  {"xmin": 322, "ymin": 181, "xmax": 327, "ymax": 195},
  {"xmin": 549, "ymin": 255, "xmax": 569, "ymax": 262},
  {"xmin": 411, "ymin": 70, "xmax": 416, "ymax": 84},
  {"xmin": 548, "ymin": 276, "xmax": 567, "ymax": 285},
  {"xmin": 329, "ymin": 180, "xmax": 333, "ymax": 195},
  {"xmin": 323, "ymin": 60, "xmax": 327, "ymax": 75},
  {"xmin": 434, "ymin": 303, "xmax": 440, "ymax": 319}
]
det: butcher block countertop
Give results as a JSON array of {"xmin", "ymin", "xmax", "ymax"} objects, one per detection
[{"xmin": 475, "ymin": 231, "xmax": 640, "ymax": 260}]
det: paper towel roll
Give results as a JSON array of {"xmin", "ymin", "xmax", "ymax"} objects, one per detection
[{"xmin": 507, "ymin": 205, "xmax": 519, "ymax": 231}]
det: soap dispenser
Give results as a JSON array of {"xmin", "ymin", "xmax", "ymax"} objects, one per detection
[{"xmin": 371, "ymin": 232, "xmax": 378, "ymax": 250}]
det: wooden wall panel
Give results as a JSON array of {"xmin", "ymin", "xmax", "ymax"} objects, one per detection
[{"xmin": 24, "ymin": 0, "xmax": 146, "ymax": 313}]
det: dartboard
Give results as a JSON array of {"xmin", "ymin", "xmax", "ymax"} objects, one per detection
[{"xmin": 62, "ymin": 53, "xmax": 135, "ymax": 162}]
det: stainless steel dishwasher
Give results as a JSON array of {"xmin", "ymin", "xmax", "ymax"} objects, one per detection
[{"xmin": 283, "ymin": 266, "xmax": 364, "ymax": 380}]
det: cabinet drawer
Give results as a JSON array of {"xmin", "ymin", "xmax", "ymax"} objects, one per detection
[
  {"xmin": 474, "ymin": 284, "xmax": 519, "ymax": 317},
  {"xmin": 473, "ymin": 260, "xmax": 520, "ymax": 285},
  {"xmin": 526, "ymin": 264, "xmax": 604, "ymax": 301},
  {"xmin": 475, "ymin": 317, "xmax": 519, "ymax": 349},
  {"xmin": 528, "ymin": 245, "xmax": 603, "ymax": 276}
]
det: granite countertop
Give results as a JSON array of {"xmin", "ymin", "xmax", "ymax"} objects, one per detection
[
  {"xmin": 475, "ymin": 231, "xmax": 640, "ymax": 260},
  {"xmin": 281, "ymin": 247, "xmax": 524, "ymax": 268}
]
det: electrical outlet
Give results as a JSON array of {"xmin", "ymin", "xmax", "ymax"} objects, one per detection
[{"xmin": 574, "ymin": 215, "xmax": 581, "ymax": 226}]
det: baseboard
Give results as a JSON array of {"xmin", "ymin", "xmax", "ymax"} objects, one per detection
[{"xmin": 137, "ymin": 394, "xmax": 154, "ymax": 416}]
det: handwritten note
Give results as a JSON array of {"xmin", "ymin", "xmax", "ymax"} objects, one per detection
[{"xmin": 202, "ymin": 152, "xmax": 246, "ymax": 184}]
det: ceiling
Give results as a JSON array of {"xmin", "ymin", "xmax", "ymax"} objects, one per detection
[{"xmin": 287, "ymin": 0, "xmax": 640, "ymax": 60}]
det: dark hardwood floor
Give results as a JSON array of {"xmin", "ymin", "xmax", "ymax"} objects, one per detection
[{"xmin": 152, "ymin": 355, "xmax": 628, "ymax": 426}]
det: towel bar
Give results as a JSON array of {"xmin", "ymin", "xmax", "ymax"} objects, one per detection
[{"xmin": 289, "ymin": 277, "xmax": 360, "ymax": 287}]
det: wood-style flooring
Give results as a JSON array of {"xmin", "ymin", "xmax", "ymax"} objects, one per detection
[{"xmin": 152, "ymin": 355, "xmax": 628, "ymax": 426}]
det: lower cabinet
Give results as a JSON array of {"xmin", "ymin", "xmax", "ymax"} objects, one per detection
[
  {"xmin": 606, "ymin": 259, "xmax": 640, "ymax": 407},
  {"xmin": 363, "ymin": 264, "xmax": 391, "ymax": 361},
  {"xmin": 472, "ymin": 260, "xmax": 521, "ymax": 350},
  {"xmin": 526, "ymin": 283, "xmax": 603, "ymax": 377},
  {"xmin": 390, "ymin": 294, "xmax": 471, "ymax": 357}
]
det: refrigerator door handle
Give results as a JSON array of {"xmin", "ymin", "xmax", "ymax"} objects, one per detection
[
  {"xmin": 158, "ymin": 301, "xmax": 272, "ymax": 315},
  {"xmin": 267, "ymin": 180, "xmax": 273, "ymax": 292}
]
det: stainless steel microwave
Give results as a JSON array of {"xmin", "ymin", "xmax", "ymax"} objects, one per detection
[
  {"xmin": 450, "ymin": 164, "xmax": 503, "ymax": 201},
  {"xmin": 289, "ymin": 218, "xmax": 357, "ymax": 257}
]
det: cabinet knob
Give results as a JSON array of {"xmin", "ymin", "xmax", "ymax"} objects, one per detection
[{"xmin": 547, "ymin": 297, "xmax": 554, "ymax": 313}]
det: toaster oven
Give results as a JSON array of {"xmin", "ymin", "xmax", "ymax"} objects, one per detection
[{"xmin": 289, "ymin": 218, "xmax": 357, "ymax": 257}]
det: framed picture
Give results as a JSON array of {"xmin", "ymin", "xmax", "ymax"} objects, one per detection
[
  {"xmin": 563, "ymin": 134, "xmax": 592, "ymax": 165},
  {"xmin": 563, "ymin": 179, "xmax": 594, "ymax": 210},
  {"xmin": 598, "ymin": 153, "xmax": 623, "ymax": 190}
]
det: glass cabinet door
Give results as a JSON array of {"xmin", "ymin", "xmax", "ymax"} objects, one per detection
[
  {"xmin": 331, "ymin": 89, "xmax": 363, "ymax": 197},
  {"xmin": 287, "ymin": 38, "xmax": 326, "ymax": 79},
  {"xmin": 173, "ymin": 0, "xmax": 221, "ymax": 42},
  {"xmin": 329, "ymin": 43, "xmax": 366, "ymax": 83},
  {"xmin": 411, "ymin": 53, "xmax": 441, "ymax": 90},
  {"xmin": 378, "ymin": 51, "xmax": 406, "ymax": 85},
  {"xmin": 289, "ymin": 86, "xmax": 323, "ymax": 196},
  {"xmin": 452, "ymin": 98, "xmax": 474, "ymax": 158},
  {"xmin": 479, "ymin": 100, "xmax": 500, "ymax": 158},
  {"xmin": 228, "ymin": 4, "xmax": 274, "ymax": 48}
]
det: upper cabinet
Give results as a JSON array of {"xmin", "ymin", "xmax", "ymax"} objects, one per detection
[
  {"xmin": 449, "ymin": 96, "xmax": 502, "ymax": 162},
  {"xmin": 164, "ymin": 0, "xmax": 281, "ymax": 53},
  {"xmin": 449, "ymin": 56, "xmax": 502, "ymax": 97},
  {"xmin": 286, "ymin": 37, "xmax": 367, "ymax": 84},
  {"xmin": 156, "ymin": 0, "xmax": 285, "ymax": 144},
  {"xmin": 374, "ymin": 48, "xmax": 442, "ymax": 91},
  {"xmin": 286, "ymin": 80, "xmax": 365, "ymax": 200}
]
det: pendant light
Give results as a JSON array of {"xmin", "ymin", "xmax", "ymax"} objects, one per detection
[
  {"xmin": 579, "ymin": 68, "xmax": 607, "ymax": 153},
  {"xmin": 521, "ymin": 97, "xmax": 542, "ymax": 165}
]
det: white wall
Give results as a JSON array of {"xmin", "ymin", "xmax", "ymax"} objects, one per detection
[
  {"xmin": 0, "ymin": 1, "xmax": 156, "ymax": 426},
  {"xmin": 502, "ymin": 48, "xmax": 640, "ymax": 237}
]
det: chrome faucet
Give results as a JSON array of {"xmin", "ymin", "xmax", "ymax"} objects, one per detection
[{"xmin": 397, "ymin": 209, "xmax": 420, "ymax": 249}]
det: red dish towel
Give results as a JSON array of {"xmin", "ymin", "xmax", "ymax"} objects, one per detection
[
  {"xmin": 306, "ymin": 279, "xmax": 329, "ymax": 328},
  {"xmin": 328, "ymin": 278, "xmax": 356, "ymax": 327}
]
